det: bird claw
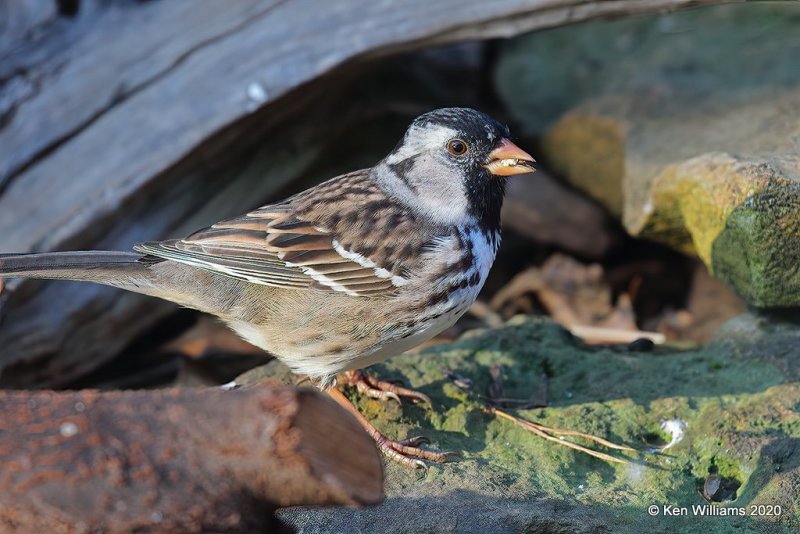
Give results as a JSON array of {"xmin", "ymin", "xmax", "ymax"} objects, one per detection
[
  {"xmin": 395, "ymin": 437, "xmax": 461, "ymax": 463},
  {"xmin": 398, "ymin": 435, "xmax": 430, "ymax": 447},
  {"xmin": 342, "ymin": 369, "xmax": 433, "ymax": 408},
  {"xmin": 329, "ymin": 374, "xmax": 456, "ymax": 468},
  {"xmin": 377, "ymin": 434, "xmax": 456, "ymax": 467},
  {"xmin": 355, "ymin": 381, "xmax": 402, "ymax": 404}
]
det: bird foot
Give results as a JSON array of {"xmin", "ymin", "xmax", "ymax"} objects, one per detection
[
  {"xmin": 370, "ymin": 429, "xmax": 459, "ymax": 468},
  {"xmin": 329, "ymin": 375, "xmax": 458, "ymax": 468},
  {"xmin": 342, "ymin": 369, "xmax": 432, "ymax": 407}
]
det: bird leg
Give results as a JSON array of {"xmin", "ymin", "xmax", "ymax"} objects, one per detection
[
  {"xmin": 341, "ymin": 369, "xmax": 432, "ymax": 406},
  {"xmin": 328, "ymin": 370, "xmax": 456, "ymax": 468}
]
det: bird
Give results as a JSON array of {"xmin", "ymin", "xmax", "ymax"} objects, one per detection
[{"xmin": 0, "ymin": 107, "xmax": 535, "ymax": 467}]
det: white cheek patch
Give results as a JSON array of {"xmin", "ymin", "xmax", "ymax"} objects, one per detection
[
  {"xmin": 411, "ymin": 155, "xmax": 470, "ymax": 223},
  {"xmin": 380, "ymin": 123, "xmax": 474, "ymax": 226}
]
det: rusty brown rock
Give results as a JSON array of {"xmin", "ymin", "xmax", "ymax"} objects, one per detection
[{"xmin": 0, "ymin": 384, "xmax": 383, "ymax": 533}]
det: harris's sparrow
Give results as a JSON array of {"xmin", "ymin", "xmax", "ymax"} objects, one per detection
[{"xmin": 0, "ymin": 108, "xmax": 535, "ymax": 466}]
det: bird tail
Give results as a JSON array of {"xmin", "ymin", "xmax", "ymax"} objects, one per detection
[
  {"xmin": 0, "ymin": 250, "xmax": 238, "ymax": 314},
  {"xmin": 0, "ymin": 251, "xmax": 157, "ymax": 291}
]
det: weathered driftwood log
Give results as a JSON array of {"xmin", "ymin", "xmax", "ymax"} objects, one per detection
[
  {"xmin": 0, "ymin": 0, "xmax": 739, "ymax": 386},
  {"xmin": 0, "ymin": 384, "xmax": 383, "ymax": 533}
]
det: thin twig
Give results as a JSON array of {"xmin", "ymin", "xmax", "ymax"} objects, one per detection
[
  {"xmin": 569, "ymin": 325, "xmax": 665, "ymax": 345},
  {"xmin": 488, "ymin": 406, "xmax": 634, "ymax": 465}
]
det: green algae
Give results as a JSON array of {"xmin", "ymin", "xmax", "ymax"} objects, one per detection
[
  {"xmin": 712, "ymin": 182, "xmax": 800, "ymax": 307},
  {"xmin": 495, "ymin": 2, "xmax": 800, "ymax": 307},
  {"xmin": 276, "ymin": 315, "xmax": 800, "ymax": 532}
]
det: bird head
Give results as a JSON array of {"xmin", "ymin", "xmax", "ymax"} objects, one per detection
[{"xmin": 376, "ymin": 108, "xmax": 535, "ymax": 231}]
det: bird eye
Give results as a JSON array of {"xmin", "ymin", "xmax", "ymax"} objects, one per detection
[{"xmin": 447, "ymin": 139, "xmax": 468, "ymax": 156}]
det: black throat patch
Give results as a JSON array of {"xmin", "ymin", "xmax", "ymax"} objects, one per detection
[{"xmin": 463, "ymin": 170, "xmax": 506, "ymax": 234}]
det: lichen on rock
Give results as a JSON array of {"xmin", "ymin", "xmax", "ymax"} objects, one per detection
[
  {"xmin": 266, "ymin": 315, "xmax": 800, "ymax": 532},
  {"xmin": 495, "ymin": 3, "xmax": 800, "ymax": 307}
]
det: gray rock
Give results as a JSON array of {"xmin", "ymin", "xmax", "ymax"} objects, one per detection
[
  {"xmin": 495, "ymin": 3, "xmax": 800, "ymax": 306},
  {"xmin": 255, "ymin": 315, "xmax": 800, "ymax": 532}
]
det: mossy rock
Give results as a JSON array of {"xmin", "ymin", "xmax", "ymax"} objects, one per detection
[
  {"xmin": 254, "ymin": 316, "xmax": 800, "ymax": 532},
  {"xmin": 543, "ymin": 99, "xmax": 800, "ymax": 307},
  {"xmin": 636, "ymin": 151, "xmax": 800, "ymax": 308},
  {"xmin": 495, "ymin": 3, "xmax": 800, "ymax": 138},
  {"xmin": 494, "ymin": 3, "xmax": 800, "ymax": 307}
]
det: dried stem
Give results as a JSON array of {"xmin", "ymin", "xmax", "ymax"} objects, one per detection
[{"xmin": 488, "ymin": 406, "xmax": 635, "ymax": 465}]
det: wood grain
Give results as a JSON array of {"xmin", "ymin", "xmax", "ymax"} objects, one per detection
[
  {"xmin": 0, "ymin": 384, "xmax": 383, "ymax": 532},
  {"xmin": 0, "ymin": 0, "xmax": 738, "ymax": 385}
]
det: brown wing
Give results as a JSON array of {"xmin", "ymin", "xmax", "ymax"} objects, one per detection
[{"xmin": 135, "ymin": 170, "xmax": 432, "ymax": 297}]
